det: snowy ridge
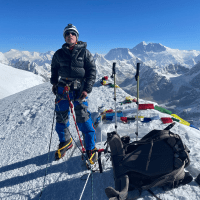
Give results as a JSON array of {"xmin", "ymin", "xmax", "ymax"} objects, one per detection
[
  {"xmin": 0, "ymin": 81, "xmax": 200, "ymax": 199},
  {"xmin": 0, "ymin": 63, "xmax": 45, "ymax": 99}
]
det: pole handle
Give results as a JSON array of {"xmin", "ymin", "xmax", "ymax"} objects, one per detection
[
  {"xmin": 135, "ymin": 63, "xmax": 140, "ymax": 81},
  {"xmin": 112, "ymin": 62, "xmax": 116, "ymax": 76}
]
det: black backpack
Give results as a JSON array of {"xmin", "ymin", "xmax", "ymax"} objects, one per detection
[{"xmin": 105, "ymin": 124, "xmax": 192, "ymax": 200}]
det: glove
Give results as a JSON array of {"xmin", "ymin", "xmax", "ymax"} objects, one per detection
[
  {"xmin": 52, "ymin": 84, "xmax": 57, "ymax": 95},
  {"xmin": 79, "ymin": 91, "xmax": 87, "ymax": 100}
]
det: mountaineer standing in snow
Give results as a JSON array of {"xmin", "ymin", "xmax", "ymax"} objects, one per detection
[{"xmin": 50, "ymin": 24, "xmax": 97, "ymax": 164}]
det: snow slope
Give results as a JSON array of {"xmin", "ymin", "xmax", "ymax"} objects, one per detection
[
  {"xmin": 0, "ymin": 81, "xmax": 200, "ymax": 200},
  {"xmin": 0, "ymin": 63, "xmax": 45, "ymax": 99}
]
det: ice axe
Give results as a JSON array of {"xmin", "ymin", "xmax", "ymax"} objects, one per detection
[{"xmin": 135, "ymin": 63, "xmax": 140, "ymax": 141}]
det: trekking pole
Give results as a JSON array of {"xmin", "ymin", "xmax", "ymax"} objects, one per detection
[
  {"xmin": 79, "ymin": 170, "xmax": 92, "ymax": 200},
  {"xmin": 79, "ymin": 149, "xmax": 110, "ymax": 199},
  {"xmin": 135, "ymin": 63, "xmax": 140, "ymax": 141},
  {"xmin": 111, "ymin": 62, "xmax": 117, "ymax": 133},
  {"xmin": 98, "ymin": 105, "xmax": 104, "ymax": 145},
  {"xmin": 39, "ymin": 109, "xmax": 56, "ymax": 199}
]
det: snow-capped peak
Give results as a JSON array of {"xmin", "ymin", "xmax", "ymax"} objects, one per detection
[
  {"xmin": 141, "ymin": 41, "xmax": 147, "ymax": 45},
  {"xmin": 131, "ymin": 42, "xmax": 167, "ymax": 54}
]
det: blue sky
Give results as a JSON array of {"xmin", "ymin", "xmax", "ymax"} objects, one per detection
[{"xmin": 0, "ymin": 0, "xmax": 200, "ymax": 54}]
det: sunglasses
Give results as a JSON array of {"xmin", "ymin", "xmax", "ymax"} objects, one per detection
[{"xmin": 65, "ymin": 31, "xmax": 76, "ymax": 36}]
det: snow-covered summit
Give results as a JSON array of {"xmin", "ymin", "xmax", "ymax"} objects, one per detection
[{"xmin": 130, "ymin": 41, "xmax": 167, "ymax": 54}]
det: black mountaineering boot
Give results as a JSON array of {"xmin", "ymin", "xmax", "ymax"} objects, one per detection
[
  {"xmin": 86, "ymin": 147, "xmax": 98, "ymax": 169},
  {"xmin": 55, "ymin": 138, "xmax": 73, "ymax": 161}
]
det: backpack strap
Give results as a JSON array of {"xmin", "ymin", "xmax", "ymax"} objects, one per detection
[
  {"xmin": 146, "ymin": 139, "xmax": 154, "ymax": 171},
  {"xmin": 141, "ymin": 162, "xmax": 185, "ymax": 190},
  {"xmin": 98, "ymin": 151, "xmax": 103, "ymax": 173},
  {"xmin": 147, "ymin": 189, "xmax": 162, "ymax": 200},
  {"xmin": 131, "ymin": 130, "xmax": 170, "ymax": 146}
]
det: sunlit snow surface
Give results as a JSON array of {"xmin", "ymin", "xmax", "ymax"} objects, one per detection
[
  {"xmin": 0, "ymin": 63, "xmax": 45, "ymax": 99},
  {"xmin": 0, "ymin": 82, "xmax": 200, "ymax": 200}
]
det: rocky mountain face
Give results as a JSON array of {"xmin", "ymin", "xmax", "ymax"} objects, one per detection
[
  {"xmin": 194, "ymin": 54, "xmax": 200, "ymax": 63},
  {"xmin": 104, "ymin": 48, "xmax": 137, "ymax": 61}
]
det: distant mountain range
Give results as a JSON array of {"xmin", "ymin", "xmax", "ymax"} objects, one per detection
[
  {"xmin": 0, "ymin": 42, "xmax": 200, "ymax": 126},
  {"xmin": 1, "ymin": 49, "xmax": 54, "ymax": 81},
  {"xmin": 104, "ymin": 41, "xmax": 200, "ymax": 67}
]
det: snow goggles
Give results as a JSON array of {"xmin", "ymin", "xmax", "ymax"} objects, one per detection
[{"xmin": 65, "ymin": 31, "xmax": 76, "ymax": 36}]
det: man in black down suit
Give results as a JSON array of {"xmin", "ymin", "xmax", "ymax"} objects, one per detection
[{"xmin": 50, "ymin": 24, "xmax": 97, "ymax": 164}]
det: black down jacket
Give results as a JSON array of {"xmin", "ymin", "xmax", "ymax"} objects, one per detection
[{"xmin": 50, "ymin": 41, "xmax": 96, "ymax": 93}]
